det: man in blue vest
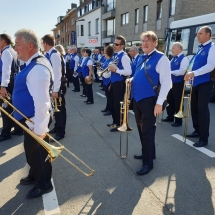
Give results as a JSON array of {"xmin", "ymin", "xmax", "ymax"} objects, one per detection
[
  {"xmin": 162, "ymin": 42, "xmax": 189, "ymax": 126},
  {"xmin": 130, "ymin": 31, "xmax": 171, "ymax": 175},
  {"xmin": 108, "ymin": 35, "xmax": 132, "ymax": 132},
  {"xmin": 42, "ymin": 34, "xmax": 66, "ymax": 141},
  {"xmin": 128, "ymin": 46, "xmax": 141, "ymax": 77},
  {"xmin": 184, "ymin": 26, "xmax": 215, "ymax": 147},
  {"xmin": 13, "ymin": 28, "xmax": 53, "ymax": 198},
  {"xmin": 0, "ymin": 34, "xmax": 22, "ymax": 142},
  {"xmin": 70, "ymin": 47, "xmax": 80, "ymax": 92}
]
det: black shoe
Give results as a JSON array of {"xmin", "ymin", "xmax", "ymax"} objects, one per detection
[
  {"xmin": 73, "ymin": 89, "xmax": 80, "ymax": 92},
  {"xmin": 20, "ymin": 177, "xmax": 35, "ymax": 185},
  {"xmin": 134, "ymin": 154, "xmax": 156, "ymax": 159},
  {"xmin": 11, "ymin": 130, "xmax": 24, "ymax": 136},
  {"xmin": 107, "ymin": 123, "xmax": 114, "ymax": 127},
  {"xmin": 72, "ymin": 89, "xmax": 76, "ymax": 91},
  {"xmin": 187, "ymin": 131, "xmax": 200, "ymax": 138},
  {"xmin": 26, "ymin": 186, "xmax": 53, "ymax": 199},
  {"xmin": 162, "ymin": 117, "xmax": 174, "ymax": 122},
  {"xmin": 84, "ymin": 100, "xmax": 89, "ymax": 103},
  {"xmin": 0, "ymin": 135, "xmax": 12, "ymax": 142},
  {"xmin": 103, "ymin": 111, "xmax": 111, "ymax": 116},
  {"xmin": 80, "ymin": 94, "xmax": 86, "ymax": 97},
  {"xmin": 101, "ymin": 109, "xmax": 108, "ymax": 112},
  {"xmin": 110, "ymin": 127, "xmax": 119, "ymax": 132},
  {"xmin": 54, "ymin": 135, "xmax": 64, "ymax": 141},
  {"xmin": 136, "ymin": 165, "xmax": 153, "ymax": 176},
  {"xmin": 171, "ymin": 122, "xmax": 182, "ymax": 127},
  {"xmin": 193, "ymin": 140, "xmax": 208, "ymax": 147},
  {"xmin": 49, "ymin": 128, "xmax": 57, "ymax": 134},
  {"xmin": 86, "ymin": 101, "xmax": 94, "ymax": 104}
]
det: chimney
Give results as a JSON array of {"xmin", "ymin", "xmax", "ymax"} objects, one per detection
[{"xmin": 71, "ymin": 3, "xmax": 77, "ymax": 9}]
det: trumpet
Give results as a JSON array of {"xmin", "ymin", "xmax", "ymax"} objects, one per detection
[
  {"xmin": 97, "ymin": 59, "xmax": 118, "ymax": 78},
  {"xmin": 0, "ymin": 95, "xmax": 94, "ymax": 177},
  {"xmin": 118, "ymin": 80, "xmax": 132, "ymax": 158},
  {"xmin": 54, "ymin": 91, "xmax": 62, "ymax": 112}
]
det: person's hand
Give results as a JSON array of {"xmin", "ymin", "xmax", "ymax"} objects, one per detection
[
  {"xmin": 52, "ymin": 92, "xmax": 58, "ymax": 99},
  {"xmin": 108, "ymin": 65, "xmax": 117, "ymax": 73},
  {"xmin": 74, "ymin": 71, "xmax": 77, "ymax": 75},
  {"xmin": 184, "ymin": 72, "xmax": 194, "ymax": 81},
  {"xmin": 0, "ymin": 87, "xmax": 7, "ymax": 98},
  {"xmin": 154, "ymin": 104, "xmax": 162, "ymax": 117},
  {"xmin": 33, "ymin": 131, "xmax": 46, "ymax": 139},
  {"xmin": 126, "ymin": 78, "xmax": 132, "ymax": 86},
  {"xmin": 108, "ymin": 86, "xmax": 111, "ymax": 91}
]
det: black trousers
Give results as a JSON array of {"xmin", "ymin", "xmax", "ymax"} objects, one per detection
[
  {"xmin": 72, "ymin": 74, "xmax": 80, "ymax": 91},
  {"xmin": 133, "ymin": 97, "xmax": 157, "ymax": 167},
  {"xmin": 83, "ymin": 81, "xmax": 94, "ymax": 103},
  {"xmin": 53, "ymin": 84, "xmax": 67, "ymax": 137},
  {"xmin": 79, "ymin": 73, "xmax": 86, "ymax": 95},
  {"xmin": 109, "ymin": 80, "xmax": 124, "ymax": 126},
  {"xmin": 70, "ymin": 68, "xmax": 74, "ymax": 83},
  {"xmin": 104, "ymin": 83, "xmax": 111, "ymax": 111},
  {"xmin": 0, "ymin": 78, "xmax": 16, "ymax": 137},
  {"xmin": 65, "ymin": 66, "xmax": 71, "ymax": 87},
  {"xmin": 21, "ymin": 118, "xmax": 52, "ymax": 190},
  {"xmin": 93, "ymin": 65, "xmax": 98, "ymax": 81},
  {"xmin": 191, "ymin": 81, "xmax": 212, "ymax": 142},
  {"xmin": 166, "ymin": 81, "xmax": 184, "ymax": 123}
]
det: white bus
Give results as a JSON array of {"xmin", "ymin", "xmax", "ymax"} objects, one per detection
[{"xmin": 165, "ymin": 13, "xmax": 215, "ymax": 101}]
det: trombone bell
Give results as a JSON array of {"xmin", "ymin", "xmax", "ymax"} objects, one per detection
[
  {"xmin": 174, "ymin": 111, "xmax": 186, "ymax": 118},
  {"xmin": 118, "ymin": 123, "xmax": 132, "ymax": 132}
]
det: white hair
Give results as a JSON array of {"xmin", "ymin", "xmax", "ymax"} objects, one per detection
[
  {"xmin": 173, "ymin": 42, "xmax": 183, "ymax": 50},
  {"xmin": 129, "ymin": 46, "xmax": 139, "ymax": 53},
  {"xmin": 55, "ymin": 44, "xmax": 65, "ymax": 55}
]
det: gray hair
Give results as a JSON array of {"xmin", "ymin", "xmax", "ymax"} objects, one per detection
[
  {"xmin": 173, "ymin": 42, "xmax": 183, "ymax": 50},
  {"xmin": 129, "ymin": 46, "xmax": 139, "ymax": 53},
  {"xmin": 14, "ymin": 28, "xmax": 40, "ymax": 50},
  {"xmin": 55, "ymin": 44, "xmax": 65, "ymax": 55}
]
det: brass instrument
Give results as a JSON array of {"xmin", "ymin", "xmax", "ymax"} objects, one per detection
[
  {"xmin": 0, "ymin": 95, "xmax": 94, "ymax": 177},
  {"xmin": 54, "ymin": 91, "xmax": 62, "ymax": 112},
  {"xmin": 84, "ymin": 75, "xmax": 94, "ymax": 84},
  {"xmin": 174, "ymin": 80, "xmax": 193, "ymax": 142},
  {"xmin": 117, "ymin": 80, "xmax": 132, "ymax": 158},
  {"xmin": 97, "ymin": 59, "xmax": 118, "ymax": 78}
]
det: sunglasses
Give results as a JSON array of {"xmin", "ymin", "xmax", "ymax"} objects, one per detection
[{"xmin": 113, "ymin": 43, "xmax": 122, "ymax": 46}]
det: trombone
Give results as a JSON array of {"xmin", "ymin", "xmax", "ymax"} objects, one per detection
[
  {"xmin": 0, "ymin": 95, "xmax": 94, "ymax": 177},
  {"xmin": 174, "ymin": 80, "xmax": 193, "ymax": 142},
  {"xmin": 117, "ymin": 80, "xmax": 132, "ymax": 158}
]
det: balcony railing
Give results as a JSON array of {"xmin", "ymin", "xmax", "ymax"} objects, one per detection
[
  {"xmin": 104, "ymin": 2, "xmax": 115, "ymax": 13},
  {"xmin": 102, "ymin": 29, "xmax": 115, "ymax": 38}
]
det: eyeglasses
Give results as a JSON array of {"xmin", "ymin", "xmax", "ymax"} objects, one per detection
[
  {"xmin": 113, "ymin": 43, "xmax": 122, "ymax": 46},
  {"xmin": 141, "ymin": 39, "xmax": 152, "ymax": 43}
]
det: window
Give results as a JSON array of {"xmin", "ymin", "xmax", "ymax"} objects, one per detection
[
  {"xmin": 121, "ymin": 12, "xmax": 129, "ymax": 25},
  {"xmin": 71, "ymin": 18, "xmax": 75, "ymax": 25},
  {"xmin": 143, "ymin": 5, "xmax": 148, "ymax": 22},
  {"xmin": 77, "ymin": 10, "xmax": 80, "ymax": 17},
  {"xmin": 157, "ymin": 0, "xmax": 162, "ymax": 20},
  {"xmin": 170, "ymin": 0, "xmax": 176, "ymax": 16},
  {"xmin": 95, "ymin": 18, "xmax": 99, "ymax": 34},
  {"xmin": 85, "ymin": 4, "xmax": 89, "ymax": 13},
  {"xmin": 135, "ymin": 9, "xmax": 139, "ymax": 25},
  {"xmin": 88, "ymin": 21, "xmax": 91, "ymax": 36},
  {"xmin": 107, "ymin": 19, "xmax": 115, "ymax": 36},
  {"xmin": 61, "ymin": 25, "xmax": 64, "ymax": 32},
  {"xmin": 89, "ymin": 2, "xmax": 92, "ymax": 11},
  {"xmin": 81, "ymin": 25, "xmax": 84, "ymax": 36},
  {"xmin": 77, "ymin": 25, "xmax": 79, "ymax": 36},
  {"xmin": 81, "ymin": 7, "xmax": 84, "ymax": 15},
  {"xmin": 65, "ymin": 23, "xmax": 67, "ymax": 32}
]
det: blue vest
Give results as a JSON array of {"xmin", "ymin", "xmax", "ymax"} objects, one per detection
[
  {"xmin": 94, "ymin": 54, "xmax": 98, "ymax": 61},
  {"xmin": 102, "ymin": 58, "xmax": 113, "ymax": 86},
  {"xmin": 82, "ymin": 57, "xmax": 91, "ymax": 78},
  {"xmin": 132, "ymin": 51, "xmax": 163, "ymax": 102},
  {"xmin": 76, "ymin": 57, "xmax": 84, "ymax": 73},
  {"xmin": 0, "ymin": 57, "xmax": 2, "ymax": 82},
  {"xmin": 100, "ymin": 55, "xmax": 106, "ymax": 63},
  {"xmin": 12, "ymin": 56, "xmax": 53, "ymax": 121},
  {"xmin": 70, "ymin": 53, "xmax": 77, "ymax": 69},
  {"xmin": 192, "ymin": 43, "xmax": 212, "ymax": 87},
  {"xmin": 111, "ymin": 52, "xmax": 125, "ymax": 83},
  {"xmin": 131, "ymin": 54, "xmax": 141, "ymax": 77},
  {"xmin": 171, "ymin": 54, "xmax": 185, "ymax": 83}
]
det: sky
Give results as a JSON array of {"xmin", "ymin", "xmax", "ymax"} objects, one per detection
[{"xmin": 0, "ymin": 0, "xmax": 79, "ymax": 41}]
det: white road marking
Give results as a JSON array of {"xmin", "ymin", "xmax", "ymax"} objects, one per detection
[
  {"xmin": 172, "ymin": 134, "xmax": 215, "ymax": 158},
  {"xmin": 42, "ymin": 178, "xmax": 60, "ymax": 215},
  {"xmin": 96, "ymin": 92, "xmax": 106, "ymax": 98},
  {"xmin": 129, "ymin": 110, "xmax": 134, "ymax": 115}
]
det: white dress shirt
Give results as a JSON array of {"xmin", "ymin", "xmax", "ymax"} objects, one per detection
[
  {"xmin": 25, "ymin": 52, "xmax": 53, "ymax": 135},
  {"xmin": 73, "ymin": 54, "xmax": 79, "ymax": 72},
  {"xmin": 48, "ymin": 47, "xmax": 61, "ymax": 92},
  {"xmin": 140, "ymin": 49, "xmax": 172, "ymax": 105},
  {"xmin": 171, "ymin": 52, "xmax": 189, "ymax": 76},
  {"xmin": 1, "ymin": 46, "xmax": 13, "ymax": 87},
  {"xmin": 116, "ymin": 50, "xmax": 132, "ymax": 76}
]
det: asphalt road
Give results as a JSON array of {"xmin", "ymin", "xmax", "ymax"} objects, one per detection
[{"xmin": 0, "ymin": 82, "xmax": 215, "ymax": 215}]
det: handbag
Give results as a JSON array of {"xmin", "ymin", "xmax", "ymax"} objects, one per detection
[{"xmin": 143, "ymin": 61, "xmax": 168, "ymax": 111}]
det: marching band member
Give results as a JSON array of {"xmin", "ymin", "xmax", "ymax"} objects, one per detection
[
  {"xmin": 70, "ymin": 47, "xmax": 80, "ymax": 92},
  {"xmin": 82, "ymin": 49, "xmax": 94, "ymax": 104},
  {"xmin": 130, "ymin": 31, "xmax": 171, "ymax": 175},
  {"xmin": 13, "ymin": 28, "xmax": 53, "ymax": 198},
  {"xmin": 65, "ymin": 49, "xmax": 71, "ymax": 88},
  {"xmin": 184, "ymin": 26, "xmax": 215, "ymax": 147},
  {"xmin": 92, "ymin": 49, "xmax": 101, "ymax": 82},
  {"xmin": 0, "ymin": 33, "xmax": 22, "ymax": 141},
  {"xmin": 108, "ymin": 35, "xmax": 132, "ymax": 132},
  {"xmin": 42, "ymin": 34, "xmax": 66, "ymax": 141},
  {"xmin": 162, "ymin": 42, "xmax": 189, "ymax": 127},
  {"xmin": 128, "ymin": 46, "xmax": 141, "ymax": 77},
  {"xmin": 100, "ymin": 45, "xmax": 114, "ymax": 116}
]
